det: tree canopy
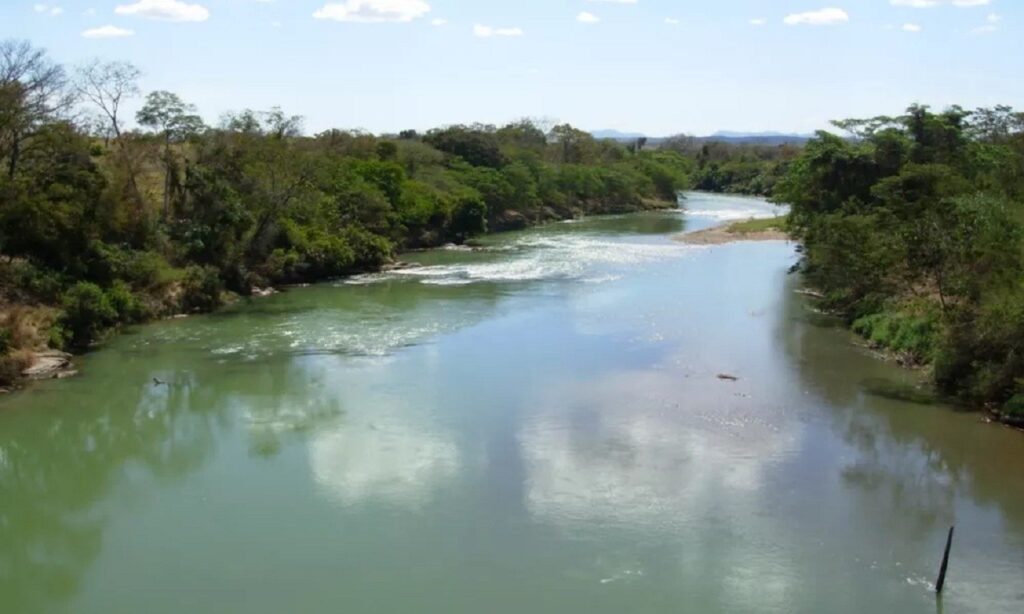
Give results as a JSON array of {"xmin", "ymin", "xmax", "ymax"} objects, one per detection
[{"xmin": 775, "ymin": 104, "xmax": 1024, "ymax": 416}]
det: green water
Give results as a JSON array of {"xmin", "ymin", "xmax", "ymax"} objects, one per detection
[{"xmin": 2, "ymin": 193, "xmax": 1023, "ymax": 613}]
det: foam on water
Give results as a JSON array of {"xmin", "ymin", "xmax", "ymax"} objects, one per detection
[
  {"xmin": 156, "ymin": 212, "xmax": 701, "ymax": 360},
  {"xmin": 364, "ymin": 233, "xmax": 695, "ymax": 287},
  {"xmin": 685, "ymin": 207, "xmax": 778, "ymax": 221}
]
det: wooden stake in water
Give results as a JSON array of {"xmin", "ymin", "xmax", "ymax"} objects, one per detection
[{"xmin": 935, "ymin": 526, "xmax": 955, "ymax": 594}]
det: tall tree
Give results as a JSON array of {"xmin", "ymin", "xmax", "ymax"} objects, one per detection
[
  {"xmin": 0, "ymin": 39, "xmax": 75, "ymax": 179},
  {"xmin": 137, "ymin": 90, "xmax": 205, "ymax": 216},
  {"xmin": 74, "ymin": 60, "xmax": 142, "ymax": 206}
]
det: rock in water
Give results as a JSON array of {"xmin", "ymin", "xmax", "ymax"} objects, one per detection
[
  {"xmin": 22, "ymin": 350, "xmax": 74, "ymax": 380},
  {"xmin": 251, "ymin": 286, "xmax": 279, "ymax": 298}
]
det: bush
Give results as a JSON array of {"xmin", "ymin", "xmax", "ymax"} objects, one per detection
[
  {"xmin": 86, "ymin": 243, "xmax": 177, "ymax": 290},
  {"xmin": 180, "ymin": 266, "xmax": 224, "ymax": 313},
  {"xmin": 106, "ymin": 280, "xmax": 148, "ymax": 323},
  {"xmin": 341, "ymin": 226, "xmax": 392, "ymax": 269},
  {"xmin": 0, "ymin": 327, "xmax": 10, "ymax": 355},
  {"xmin": 59, "ymin": 282, "xmax": 117, "ymax": 349},
  {"xmin": 48, "ymin": 324, "xmax": 66, "ymax": 351},
  {"xmin": 0, "ymin": 259, "xmax": 65, "ymax": 304},
  {"xmin": 0, "ymin": 352, "xmax": 31, "ymax": 387},
  {"xmin": 263, "ymin": 248, "xmax": 302, "ymax": 283},
  {"xmin": 852, "ymin": 310, "xmax": 938, "ymax": 363},
  {"xmin": 1004, "ymin": 394, "xmax": 1024, "ymax": 418}
]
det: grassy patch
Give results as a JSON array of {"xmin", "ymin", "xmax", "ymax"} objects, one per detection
[
  {"xmin": 726, "ymin": 216, "xmax": 788, "ymax": 234},
  {"xmin": 1003, "ymin": 394, "xmax": 1024, "ymax": 418},
  {"xmin": 852, "ymin": 309, "xmax": 939, "ymax": 364}
]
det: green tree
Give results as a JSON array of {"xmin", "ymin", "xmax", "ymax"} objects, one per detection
[{"xmin": 136, "ymin": 90, "xmax": 205, "ymax": 216}]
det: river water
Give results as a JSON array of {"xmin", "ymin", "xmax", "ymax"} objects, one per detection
[{"xmin": 1, "ymin": 193, "xmax": 1022, "ymax": 613}]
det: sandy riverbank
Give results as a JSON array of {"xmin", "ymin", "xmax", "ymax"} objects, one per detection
[{"xmin": 674, "ymin": 221, "xmax": 790, "ymax": 245}]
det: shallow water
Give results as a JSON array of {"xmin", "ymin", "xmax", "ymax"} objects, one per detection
[{"xmin": 1, "ymin": 193, "xmax": 1022, "ymax": 613}]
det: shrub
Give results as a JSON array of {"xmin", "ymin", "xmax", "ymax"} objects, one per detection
[
  {"xmin": 263, "ymin": 248, "xmax": 302, "ymax": 283},
  {"xmin": 852, "ymin": 310, "xmax": 938, "ymax": 363},
  {"xmin": 341, "ymin": 226, "xmax": 392, "ymax": 269},
  {"xmin": 0, "ymin": 352, "xmax": 31, "ymax": 387},
  {"xmin": 48, "ymin": 324, "xmax": 66, "ymax": 351},
  {"xmin": 180, "ymin": 266, "xmax": 224, "ymax": 312},
  {"xmin": 106, "ymin": 280, "xmax": 148, "ymax": 323},
  {"xmin": 0, "ymin": 259, "xmax": 65, "ymax": 303},
  {"xmin": 87, "ymin": 243, "xmax": 176, "ymax": 290},
  {"xmin": 59, "ymin": 282, "xmax": 117, "ymax": 349},
  {"xmin": 1004, "ymin": 394, "xmax": 1024, "ymax": 418}
]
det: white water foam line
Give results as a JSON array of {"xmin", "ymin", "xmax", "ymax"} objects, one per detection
[{"xmin": 362, "ymin": 234, "xmax": 697, "ymax": 286}]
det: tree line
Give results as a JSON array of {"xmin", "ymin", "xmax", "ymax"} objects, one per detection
[
  {"xmin": 775, "ymin": 104, "xmax": 1024, "ymax": 420},
  {"xmin": 0, "ymin": 39, "xmax": 693, "ymax": 383},
  {"xmin": 658, "ymin": 136, "xmax": 802, "ymax": 197}
]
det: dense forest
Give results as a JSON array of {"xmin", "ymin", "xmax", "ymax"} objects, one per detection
[
  {"xmin": 776, "ymin": 104, "xmax": 1024, "ymax": 421},
  {"xmin": 0, "ymin": 40, "xmax": 692, "ymax": 384},
  {"xmin": 659, "ymin": 135, "xmax": 801, "ymax": 197}
]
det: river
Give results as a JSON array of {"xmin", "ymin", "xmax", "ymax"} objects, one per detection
[{"xmin": 1, "ymin": 193, "xmax": 1022, "ymax": 613}]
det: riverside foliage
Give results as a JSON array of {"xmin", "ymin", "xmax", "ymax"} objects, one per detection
[
  {"xmin": 775, "ymin": 104, "xmax": 1024, "ymax": 416},
  {"xmin": 0, "ymin": 41, "xmax": 691, "ymax": 378}
]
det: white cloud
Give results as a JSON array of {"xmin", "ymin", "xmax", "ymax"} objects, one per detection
[
  {"xmin": 783, "ymin": 8, "xmax": 849, "ymax": 26},
  {"xmin": 310, "ymin": 420, "xmax": 460, "ymax": 508},
  {"xmin": 431, "ymin": 18, "xmax": 446, "ymax": 26},
  {"xmin": 664, "ymin": 17, "xmax": 679, "ymax": 25},
  {"xmin": 473, "ymin": 24, "xmax": 523, "ymax": 38},
  {"xmin": 313, "ymin": 0, "xmax": 430, "ymax": 23},
  {"xmin": 33, "ymin": 4, "xmax": 64, "ymax": 16},
  {"xmin": 115, "ymin": 0, "xmax": 209, "ymax": 22},
  {"xmin": 750, "ymin": 18, "xmax": 766, "ymax": 26},
  {"xmin": 577, "ymin": 12, "xmax": 599, "ymax": 24},
  {"xmin": 971, "ymin": 12, "xmax": 1001, "ymax": 34},
  {"xmin": 83, "ymin": 8, "xmax": 97, "ymax": 16},
  {"xmin": 82, "ymin": 24, "xmax": 135, "ymax": 38},
  {"xmin": 902, "ymin": 23, "xmax": 922, "ymax": 32}
]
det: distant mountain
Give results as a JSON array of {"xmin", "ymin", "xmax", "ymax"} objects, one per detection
[
  {"xmin": 589, "ymin": 129, "xmax": 812, "ymax": 147},
  {"xmin": 710, "ymin": 130, "xmax": 804, "ymax": 139},
  {"xmin": 590, "ymin": 129, "xmax": 647, "ymax": 141},
  {"xmin": 705, "ymin": 131, "xmax": 812, "ymax": 146}
]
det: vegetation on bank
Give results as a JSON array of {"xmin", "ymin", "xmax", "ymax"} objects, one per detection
[
  {"xmin": 0, "ymin": 40, "xmax": 693, "ymax": 386},
  {"xmin": 675, "ymin": 215, "xmax": 790, "ymax": 245},
  {"xmin": 659, "ymin": 136, "xmax": 800, "ymax": 196},
  {"xmin": 774, "ymin": 104, "xmax": 1024, "ymax": 419},
  {"xmin": 726, "ymin": 216, "xmax": 788, "ymax": 234}
]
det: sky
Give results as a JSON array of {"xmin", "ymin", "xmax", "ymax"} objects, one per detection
[{"xmin": 1, "ymin": 0, "xmax": 1022, "ymax": 136}]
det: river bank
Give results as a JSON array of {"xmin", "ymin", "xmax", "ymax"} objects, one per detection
[{"xmin": 674, "ymin": 215, "xmax": 790, "ymax": 245}]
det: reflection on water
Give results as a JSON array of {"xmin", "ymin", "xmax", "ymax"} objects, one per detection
[
  {"xmin": 0, "ymin": 372, "xmax": 222, "ymax": 612},
  {"xmin": 310, "ymin": 421, "xmax": 460, "ymax": 507},
  {"xmin": 1, "ymin": 199, "xmax": 1023, "ymax": 613},
  {"xmin": 777, "ymin": 272, "xmax": 1024, "ymax": 607},
  {"xmin": 520, "ymin": 369, "xmax": 798, "ymax": 527}
]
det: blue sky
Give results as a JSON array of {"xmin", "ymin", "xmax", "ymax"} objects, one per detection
[{"xmin": 2, "ymin": 1, "xmax": 1021, "ymax": 135}]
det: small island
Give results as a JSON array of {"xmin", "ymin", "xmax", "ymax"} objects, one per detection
[{"xmin": 675, "ymin": 216, "xmax": 790, "ymax": 245}]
